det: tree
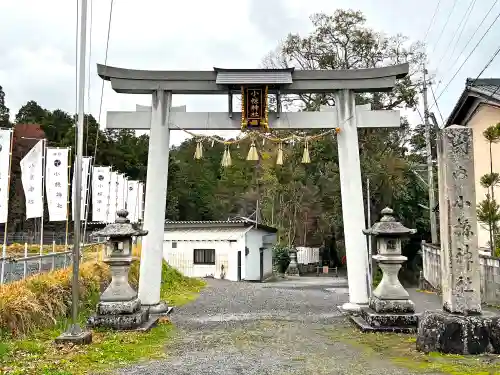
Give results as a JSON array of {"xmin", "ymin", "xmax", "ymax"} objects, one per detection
[
  {"xmin": 259, "ymin": 9, "xmax": 429, "ymax": 254},
  {"xmin": 0, "ymin": 85, "xmax": 10, "ymax": 128},
  {"xmin": 478, "ymin": 124, "xmax": 500, "ymax": 253},
  {"xmin": 15, "ymin": 100, "xmax": 47, "ymax": 124}
]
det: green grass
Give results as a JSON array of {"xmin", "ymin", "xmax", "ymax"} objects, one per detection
[
  {"xmin": 0, "ymin": 262, "xmax": 206, "ymax": 375},
  {"xmin": 330, "ymin": 327, "xmax": 500, "ymax": 375}
]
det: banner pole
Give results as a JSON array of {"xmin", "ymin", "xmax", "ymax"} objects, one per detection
[{"xmin": 1, "ymin": 129, "xmax": 14, "ymax": 284}]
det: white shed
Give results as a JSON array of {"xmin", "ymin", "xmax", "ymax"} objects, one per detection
[{"xmin": 163, "ymin": 220, "xmax": 277, "ymax": 281}]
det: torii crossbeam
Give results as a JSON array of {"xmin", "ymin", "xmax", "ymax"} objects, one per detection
[{"xmin": 98, "ymin": 63, "xmax": 409, "ymax": 313}]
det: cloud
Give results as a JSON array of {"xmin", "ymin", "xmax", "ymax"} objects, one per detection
[{"xmin": 0, "ymin": 0, "xmax": 499, "ymax": 143}]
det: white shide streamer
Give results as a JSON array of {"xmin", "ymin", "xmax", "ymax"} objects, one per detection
[
  {"xmin": 72, "ymin": 156, "xmax": 91, "ymax": 219},
  {"xmin": 126, "ymin": 180, "xmax": 139, "ymax": 223},
  {"xmin": 0, "ymin": 130, "xmax": 12, "ymax": 223},
  {"xmin": 92, "ymin": 166, "xmax": 111, "ymax": 222},
  {"xmin": 116, "ymin": 174, "xmax": 126, "ymax": 211},
  {"xmin": 45, "ymin": 148, "xmax": 69, "ymax": 221},
  {"xmin": 107, "ymin": 171, "xmax": 118, "ymax": 223},
  {"xmin": 20, "ymin": 140, "xmax": 44, "ymax": 219},
  {"xmin": 138, "ymin": 182, "xmax": 144, "ymax": 221}
]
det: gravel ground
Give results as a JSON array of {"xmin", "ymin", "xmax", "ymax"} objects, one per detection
[{"xmin": 116, "ymin": 277, "xmax": 433, "ymax": 375}]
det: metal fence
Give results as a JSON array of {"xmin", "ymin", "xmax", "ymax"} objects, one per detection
[
  {"xmin": 0, "ymin": 231, "xmax": 96, "ymax": 246},
  {"xmin": 0, "ymin": 240, "xmax": 106, "ymax": 285}
]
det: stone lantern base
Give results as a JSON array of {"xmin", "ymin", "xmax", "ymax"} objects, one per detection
[
  {"xmin": 350, "ymin": 259, "xmax": 418, "ymax": 333},
  {"xmin": 87, "ymin": 298, "xmax": 159, "ymax": 331}
]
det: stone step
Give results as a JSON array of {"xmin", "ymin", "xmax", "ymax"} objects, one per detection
[
  {"xmin": 360, "ymin": 307, "xmax": 419, "ymax": 328},
  {"xmin": 350, "ymin": 315, "xmax": 417, "ymax": 334}
]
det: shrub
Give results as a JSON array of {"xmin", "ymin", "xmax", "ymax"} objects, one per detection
[{"xmin": 273, "ymin": 244, "xmax": 291, "ymax": 273}]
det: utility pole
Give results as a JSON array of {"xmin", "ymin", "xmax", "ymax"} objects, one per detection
[{"xmin": 423, "ymin": 66, "xmax": 438, "ymax": 244}]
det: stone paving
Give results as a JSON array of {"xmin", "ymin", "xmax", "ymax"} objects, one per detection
[{"xmin": 116, "ymin": 276, "xmax": 443, "ymax": 375}]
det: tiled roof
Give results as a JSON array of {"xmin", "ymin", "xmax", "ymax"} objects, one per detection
[
  {"xmin": 164, "ymin": 220, "xmax": 277, "ymax": 233},
  {"xmin": 164, "ymin": 226, "xmax": 252, "ymax": 241},
  {"xmin": 446, "ymin": 78, "xmax": 500, "ymax": 127}
]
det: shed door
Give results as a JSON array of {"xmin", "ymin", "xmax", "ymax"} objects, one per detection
[
  {"xmin": 259, "ymin": 248, "xmax": 264, "ymax": 281},
  {"xmin": 237, "ymin": 251, "xmax": 242, "ymax": 281}
]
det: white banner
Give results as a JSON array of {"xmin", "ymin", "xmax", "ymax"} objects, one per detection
[
  {"xmin": 116, "ymin": 174, "xmax": 126, "ymax": 211},
  {"xmin": 107, "ymin": 171, "xmax": 118, "ymax": 223},
  {"xmin": 45, "ymin": 148, "xmax": 69, "ymax": 222},
  {"xmin": 0, "ymin": 130, "xmax": 12, "ymax": 223},
  {"xmin": 20, "ymin": 140, "xmax": 44, "ymax": 219},
  {"xmin": 92, "ymin": 166, "xmax": 111, "ymax": 222},
  {"xmin": 72, "ymin": 156, "xmax": 91, "ymax": 219},
  {"xmin": 138, "ymin": 182, "xmax": 144, "ymax": 221},
  {"xmin": 126, "ymin": 180, "xmax": 139, "ymax": 223}
]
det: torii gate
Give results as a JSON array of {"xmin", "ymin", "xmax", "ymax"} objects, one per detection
[{"xmin": 97, "ymin": 63, "xmax": 409, "ymax": 313}]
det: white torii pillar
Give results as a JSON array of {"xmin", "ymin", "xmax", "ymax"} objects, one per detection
[
  {"xmin": 137, "ymin": 90, "xmax": 172, "ymax": 312},
  {"xmin": 107, "ymin": 99, "xmax": 401, "ymax": 312}
]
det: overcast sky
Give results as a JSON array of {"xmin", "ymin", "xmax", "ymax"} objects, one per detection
[{"xmin": 1, "ymin": 0, "xmax": 499, "ymax": 145}]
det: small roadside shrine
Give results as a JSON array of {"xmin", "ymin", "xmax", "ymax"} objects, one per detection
[{"xmin": 163, "ymin": 220, "xmax": 277, "ymax": 282}]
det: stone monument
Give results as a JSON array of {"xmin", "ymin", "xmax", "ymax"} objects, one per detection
[
  {"xmin": 87, "ymin": 210, "xmax": 164, "ymax": 331},
  {"xmin": 416, "ymin": 125, "xmax": 499, "ymax": 354},
  {"xmin": 351, "ymin": 207, "xmax": 418, "ymax": 333},
  {"xmin": 285, "ymin": 248, "xmax": 300, "ymax": 276}
]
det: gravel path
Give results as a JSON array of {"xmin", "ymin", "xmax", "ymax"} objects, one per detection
[{"xmin": 117, "ymin": 277, "xmax": 432, "ymax": 375}]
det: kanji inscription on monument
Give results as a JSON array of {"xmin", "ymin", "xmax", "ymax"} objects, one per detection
[{"xmin": 437, "ymin": 125, "xmax": 481, "ymax": 314}]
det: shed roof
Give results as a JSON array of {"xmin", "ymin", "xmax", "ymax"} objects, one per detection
[
  {"xmin": 164, "ymin": 220, "xmax": 277, "ymax": 233},
  {"xmin": 445, "ymin": 78, "xmax": 500, "ymax": 127},
  {"xmin": 164, "ymin": 226, "xmax": 252, "ymax": 242}
]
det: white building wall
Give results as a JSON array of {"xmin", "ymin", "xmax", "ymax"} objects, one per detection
[
  {"xmin": 244, "ymin": 228, "xmax": 273, "ymax": 281},
  {"xmin": 163, "ymin": 239, "xmax": 233, "ymax": 280}
]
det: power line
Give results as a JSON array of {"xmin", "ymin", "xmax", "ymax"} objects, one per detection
[
  {"xmin": 430, "ymin": 85, "xmax": 445, "ymax": 125},
  {"xmin": 434, "ymin": 0, "xmax": 477, "ymax": 76},
  {"xmin": 473, "ymin": 43, "xmax": 500, "ymax": 80},
  {"xmin": 430, "ymin": 7, "xmax": 500, "ymax": 110},
  {"xmin": 434, "ymin": 0, "xmax": 498, "ymax": 93},
  {"xmin": 447, "ymin": 0, "xmax": 477, "ymax": 71},
  {"xmin": 82, "ymin": 0, "xmax": 114, "ymax": 240},
  {"xmin": 84, "ymin": 0, "xmax": 93, "ymax": 157},
  {"xmin": 430, "ymin": 0, "xmax": 458, "ymax": 56},
  {"xmin": 423, "ymin": 0, "xmax": 443, "ymax": 43}
]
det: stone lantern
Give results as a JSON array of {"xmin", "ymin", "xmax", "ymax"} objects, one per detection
[
  {"xmin": 285, "ymin": 248, "xmax": 300, "ymax": 276},
  {"xmin": 351, "ymin": 207, "xmax": 419, "ymax": 333},
  {"xmin": 87, "ymin": 209, "xmax": 156, "ymax": 331}
]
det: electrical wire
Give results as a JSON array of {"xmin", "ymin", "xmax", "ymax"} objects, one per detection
[
  {"xmin": 430, "ymin": 7, "xmax": 500, "ymax": 110},
  {"xmin": 84, "ymin": 0, "xmax": 93, "ymax": 157},
  {"xmin": 74, "ymin": 0, "xmax": 79, "ymax": 151},
  {"xmin": 82, "ymin": 0, "xmax": 114, "ymax": 237},
  {"xmin": 473, "ymin": 43, "xmax": 500, "ymax": 80},
  {"xmin": 434, "ymin": 0, "xmax": 477, "ymax": 77},
  {"xmin": 430, "ymin": 0, "xmax": 458, "ymax": 56},
  {"xmin": 434, "ymin": 0, "xmax": 498, "ymax": 93},
  {"xmin": 423, "ymin": 0, "xmax": 443, "ymax": 43},
  {"xmin": 446, "ymin": 0, "xmax": 477, "ymax": 72},
  {"xmin": 430, "ymin": 85, "xmax": 445, "ymax": 125}
]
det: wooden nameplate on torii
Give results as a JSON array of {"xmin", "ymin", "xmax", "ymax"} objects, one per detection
[{"xmin": 240, "ymin": 85, "xmax": 269, "ymax": 132}]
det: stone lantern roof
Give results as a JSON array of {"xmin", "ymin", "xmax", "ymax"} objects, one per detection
[
  {"xmin": 92, "ymin": 209, "xmax": 148, "ymax": 238},
  {"xmin": 363, "ymin": 207, "xmax": 417, "ymax": 237}
]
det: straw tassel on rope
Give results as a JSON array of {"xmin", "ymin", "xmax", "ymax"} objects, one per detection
[
  {"xmin": 246, "ymin": 140, "xmax": 259, "ymax": 161},
  {"xmin": 221, "ymin": 145, "xmax": 232, "ymax": 167},
  {"xmin": 194, "ymin": 140, "xmax": 203, "ymax": 160},
  {"xmin": 276, "ymin": 142, "xmax": 284, "ymax": 165},
  {"xmin": 301, "ymin": 139, "xmax": 311, "ymax": 164}
]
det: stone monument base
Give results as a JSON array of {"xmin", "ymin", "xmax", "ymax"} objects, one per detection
[
  {"xmin": 416, "ymin": 310, "xmax": 500, "ymax": 355},
  {"xmin": 350, "ymin": 306, "xmax": 418, "ymax": 333},
  {"xmin": 87, "ymin": 298, "xmax": 158, "ymax": 331}
]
